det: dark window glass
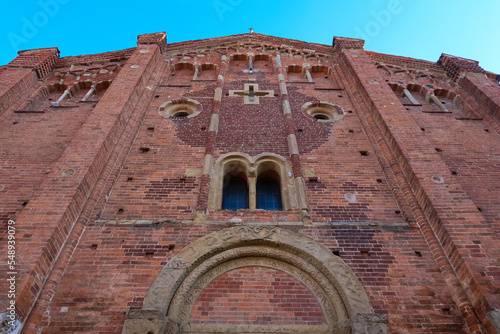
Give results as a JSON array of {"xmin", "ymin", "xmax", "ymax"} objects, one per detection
[
  {"xmin": 222, "ymin": 177, "xmax": 249, "ymax": 210},
  {"xmin": 257, "ymin": 177, "xmax": 282, "ymax": 211}
]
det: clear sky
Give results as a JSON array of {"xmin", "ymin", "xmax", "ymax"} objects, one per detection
[{"xmin": 1, "ymin": 0, "xmax": 499, "ymax": 74}]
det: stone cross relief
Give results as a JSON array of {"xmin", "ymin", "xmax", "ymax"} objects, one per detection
[{"xmin": 229, "ymin": 83, "xmax": 274, "ymax": 105}]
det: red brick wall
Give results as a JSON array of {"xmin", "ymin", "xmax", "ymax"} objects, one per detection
[
  {"xmin": 26, "ymin": 224, "xmax": 466, "ymax": 333},
  {"xmin": 191, "ymin": 266, "xmax": 325, "ymax": 325},
  {"xmin": 2, "ymin": 34, "xmax": 500, "ymax": 334}
]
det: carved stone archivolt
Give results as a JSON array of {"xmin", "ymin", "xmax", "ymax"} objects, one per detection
[{"xmin": 121, "ymin": 226, "xmax": 387, "ymax": 334}]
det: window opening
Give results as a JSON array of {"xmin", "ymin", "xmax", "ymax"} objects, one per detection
[
  {"xmin": 257, "ymin": 177, "xmax": 282, "ymax": 211},
  {"xmin": 222, "ymin": 177, "xmax": 249, "ymax": 210}
]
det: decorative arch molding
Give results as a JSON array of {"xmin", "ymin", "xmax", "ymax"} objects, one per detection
[{"xmin": 122, "ymin": 226, "xmax": 387, "ymax": 334}]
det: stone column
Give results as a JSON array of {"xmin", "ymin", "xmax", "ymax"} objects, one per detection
[
  {"xmin": 402, "ymin": 88, "xmax": 419, "ymax": 105},
  {"xmin": 248, "ymin": 175, "xmax": 257, "ymax": 210},
  {"xmin": 350, "ymin": 313, "xmax": 388, "ymax": 334},
  {"xmin": 304, "ymin": 66, "xmax": 313, "ymax": 83},
  {"xmin": 192, "ymin": 65, "xmax": 200, "ymax": 80},
  {"xmin": 82, "ymin": 85, "xmax": 96, "ymax": 101},
  {"xmin": 426, "ymin": 92, "xmax": 448, "ymax": 111}
]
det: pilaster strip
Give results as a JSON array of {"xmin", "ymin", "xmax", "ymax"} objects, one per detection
[
  {"xmin": 196, "ymin": 55, "xmax": 227, "ymax": 213},
  {"xmin": 13, "ymin": 44, "xmax": 162, "ymax": 328},
  {"xmin": 275, "ymin": 55, "xmax": 308, "ymax": 220},
  {"xmin": 336, "ymin": 41, "xmax": 486, "ymax": 334}
]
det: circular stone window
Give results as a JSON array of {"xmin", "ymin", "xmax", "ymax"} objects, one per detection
[
  {"xmin": 302, "ymin": 102, "xmax": 345, "ymax": 122},
  {"xmin": 158, "ymin": 98, "xmax": 202, "ymax": 119}
]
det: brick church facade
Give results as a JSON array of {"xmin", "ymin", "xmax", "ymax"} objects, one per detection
[{"xmin": 1, "ymin": 32, "xmax": 500, "ymax": 333}]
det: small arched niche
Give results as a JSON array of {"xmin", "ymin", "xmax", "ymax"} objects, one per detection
[
  {"xmin": 302, "ymin": 101, "xmax": 345, "ymax": 122},
  {"xmin": 169, "ymin": 62, "xmax": 195, "ymax": 86},
  {"xmin": 196, "ymin": 64, "xmax": 217, "ymax": 80},
  {"xmin": 158, "ymin": 98, "xmax": 202, "ymax": 119},
  {"xmin": 121, "ymin": 227, "xmax": 386, "ymax": 334},
  {"xmin": 254, "ymin": 54, "xmax": 272, "ymax": 72},
  {"xmin": 310, "ymin": 65, "xmax": 339, "ymax": 88},
  {"xmin": 287, "ymin": 65, "xmax": 305, "ymax": 82},
  {"xmin": 230, "ymin": 54, "xmax": 248, "ymax": 71}
]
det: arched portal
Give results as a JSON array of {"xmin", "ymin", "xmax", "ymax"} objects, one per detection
[{"xmin": 122, "ymin": 227, "xmax": 387, "ymax": 334}]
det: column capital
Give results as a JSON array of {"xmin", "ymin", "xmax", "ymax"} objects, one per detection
[
  {"xmin": 7, "ymin": 47, "xmax": 60, "ymax": 79},
  {"xmin": 137, "ymin": 32, "xmax": 167, "ymax": 52},
  {"xmin": 350, "ymin": 313, "xmax": 388, "ymax": 334},
  {"xmin": 333, "ymin": 36, "xmax": 365, "ymax": 51},
  {"xmin": 438, "ymin": 53, "xmax": 485, "ymax": 81}
]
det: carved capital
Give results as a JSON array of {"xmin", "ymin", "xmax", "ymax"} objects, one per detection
[
  {"xmin": 350, "ymin": 313, "xmax": 388, "ymax": 334},
  {"xmin": 122, "ymin": 309, "xmax": 167, "ymax": 334}
]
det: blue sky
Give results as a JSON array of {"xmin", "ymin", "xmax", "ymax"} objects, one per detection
[{"xmin": 1, "ymin": 0, "xmax": 499, "ymax": 74}]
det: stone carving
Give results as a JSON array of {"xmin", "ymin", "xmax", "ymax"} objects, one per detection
[
  {"xmin": 164, "ymin": 320, "xmax": 178, "ymax": 334},
  {"xmin": 129, "ymin": 227, "xmax": 373, "ymax": 334},
  {"xmin": 178, "ymin": 256, "xmax": 337, "ymax": 326},
  {"xmin": 161, "ymin": 228, "xmax": 369, "ymax": 321},
  {"xmin": 0, "ymin": 312, "xmax": 20, "ymax": 334},
  {"xmin": 236, "ymin": 225, "xmax": 277, "ymax": 241},
  {"xmin": 351, "ymin": 313, "xmax": 388, "ymax": 334},
  {"xmin": 165, "ymin": 257, "xmax": 187, "ymax": 270},
  {"xmin": 168, "ymin": 246, "xmax": 350, "ymax": 326}
]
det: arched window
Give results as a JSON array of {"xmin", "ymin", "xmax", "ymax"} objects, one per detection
[
  {"xmin": 208, "ymin": 153, "xmax": 298, "ymax": 212},
  {"xmin": 222, "ymin": 177, "xmax": 249, "ymax": 210},
  {"xmin": 257, "ymin": 177, "xmax": 282, "ymax": 211}
]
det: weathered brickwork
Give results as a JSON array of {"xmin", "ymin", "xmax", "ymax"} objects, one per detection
[
  {"xmin": 190, "ymin": 266, "xmax": 326, "ymax": 325},
  {"xmin": 1, "ymin": 32, "xmax": 499, "ymax": 334}
]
